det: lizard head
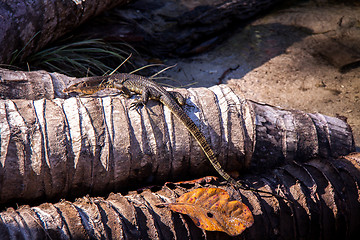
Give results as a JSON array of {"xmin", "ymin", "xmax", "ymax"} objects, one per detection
[
  {"xmin": 63, "ymin": 76, "xmax": 107, "ymax": 94},
  {"xmin": 63, "ymin": 73, "xmax": 130, "ymax": 95}
]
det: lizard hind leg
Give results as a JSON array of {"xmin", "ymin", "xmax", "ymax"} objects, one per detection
[
  {"xmin": 169, "ymin": 91, "xmax": 186, "ymax": 106},
  {"xmin": 169, "ymin": 91, "xmax": 196, "ymax": 110}
]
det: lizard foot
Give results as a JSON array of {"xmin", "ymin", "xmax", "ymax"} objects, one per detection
[{"xmin": 129, "ymin": 100, "xmax": 146, "ymax": 114}]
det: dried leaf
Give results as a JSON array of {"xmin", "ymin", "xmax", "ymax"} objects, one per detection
[
  {"xmin": 172, "ymin": 176, "xmax": 218, "ymax": 185},
  {"xmin": 169, "ymin": 188, "xmax": 254, "ymax": 236}
]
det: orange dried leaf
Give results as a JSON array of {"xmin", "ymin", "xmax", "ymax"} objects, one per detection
[
  {"xmin": 169, "ymin": 188, "xmax": 254, "ymax": 236},
  {"xmin": 173, "ymin": 176, "xmax": 218, "ymax": 184}
]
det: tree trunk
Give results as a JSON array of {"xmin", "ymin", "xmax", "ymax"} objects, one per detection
[
  {"xmin": 0, "ymin": 0, "xmax": 131, "ymax": 64},
  {"xmin": 0, "ymin": 68, "xmax": 75, "ymax": 100},
  {"xmin": 0, "ymin": 70, "xmax": 354, "ymax": 205},
  {"xmin": 0, "ymin": 153, "xmax": 359, "ymax": 239}
]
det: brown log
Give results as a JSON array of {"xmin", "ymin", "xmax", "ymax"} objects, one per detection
[
  {"xmin": 250, "ymin": 101, "xmax": 355, "ymax": 170},
  {"xmin": 0, "ymin": 71, "xmax": 354, "ymax": 205},
  {"xmin": 0, "ymin": 68, "xmax": 75, "ymax": 100},
  {"xmin": 0, "ymin": 153, "xmax": 359, "ymax": 239},
  {"xmin": 0, "ymin": 0, "xmax": 131, "ymax": 64}
]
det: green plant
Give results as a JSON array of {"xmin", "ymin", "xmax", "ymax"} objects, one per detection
[{"xmin": 26, "ymin": 38, "xmax": 135, "ymax": 77}]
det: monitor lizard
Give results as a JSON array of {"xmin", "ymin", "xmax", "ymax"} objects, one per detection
[{"xmin": 64, "ymin": 73, "xmax": 284, "ymax": 198}]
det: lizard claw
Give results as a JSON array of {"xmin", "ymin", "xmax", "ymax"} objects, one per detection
[{"xmin": 129, "ymin": 100, "xmax": 144, "ymax": 111}]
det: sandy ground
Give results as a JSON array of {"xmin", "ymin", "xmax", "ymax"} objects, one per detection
[{"xmin": 160, "ymin": 1, "xmax": 360, "ymax": 151}]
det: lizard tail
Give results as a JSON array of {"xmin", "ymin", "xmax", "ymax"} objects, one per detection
[
  {"xmin": 167, "ymin": 102, "xmax": 239, "ymax": 186},
  {"xmin": 162, "ymin": 98, "xmax": 288, "ymax": 200}
]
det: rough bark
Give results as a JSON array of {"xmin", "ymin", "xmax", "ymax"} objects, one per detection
[
  {"xmin": 0, "ymin": 153, "xmax": 359, "ymax": 239},
  {"xmin": 0, "ymin": 0, "xmax": 132, "ymax": 64},
  {"xmin": 250, "ymin": 101, "xmax": 355, "ymax": 170},
  {"xmin": 0, "ymin": 68, "xmax": 75, "ymax": 100},
  {"xmin": 0, "ymin": 70, "xmax": 354, "ymax": 205}
]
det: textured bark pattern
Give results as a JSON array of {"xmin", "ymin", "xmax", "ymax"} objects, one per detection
[
  {"xmin": 0, "ymin": 153, "xmax": 359, "ymax": 239},
  {"xmin": 0, "ymin": 0, "xmax": 131, "ymax": 64},
  {"xmin": 0, "ymin": 84, "xmax": 255, "ymax": 204},
  {"xmin": 250, "ymin": 101, "xmax": 355, "ymax": 170},
  {"xmin": 0, "ymin": 68, "xmax": 75, "ymax": 100},
  {"xmin": 0, "ymin": 74, "xmax": 354, "ymax": 205}
]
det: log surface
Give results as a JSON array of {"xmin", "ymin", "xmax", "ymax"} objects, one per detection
[
  {"xmin": 0, "ymin": 0, "xmax": 131, "ymax": 64},
  {"xmin": 0, "ymin": 153, "xmax": 359, "ymax": 239},
  {"xmin": 0, "ymin": 73, "xmax": 354, "ymax": 205}
]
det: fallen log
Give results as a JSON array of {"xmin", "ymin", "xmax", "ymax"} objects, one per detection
[
  {"xmin": 0, "ymin": 71, "xmax": 354, "ymax": 205},
  {"xmin": 0, "ymin": 153, "xmax": 359, "ymax": 239},
  {"xmin": 0, "ymin": 0, "xmax": 131, "ymax": 64}
]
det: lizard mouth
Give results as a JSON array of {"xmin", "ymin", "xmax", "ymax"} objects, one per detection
[
  {"xmin": 63, "ymin": 85, "xmax": 107, "ymax": 94},
  {"xmin": 63, "ymin": 76, "xmax": 109, "ymax": 94}
]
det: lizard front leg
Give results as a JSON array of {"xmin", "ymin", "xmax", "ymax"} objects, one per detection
[
  {"xmin": 129, "ymin": 87, "xmax": 150, "ymax": 110},
  {"xmin": 112, "ymin": 83, "xmax": 134, "ymax": 98}
]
